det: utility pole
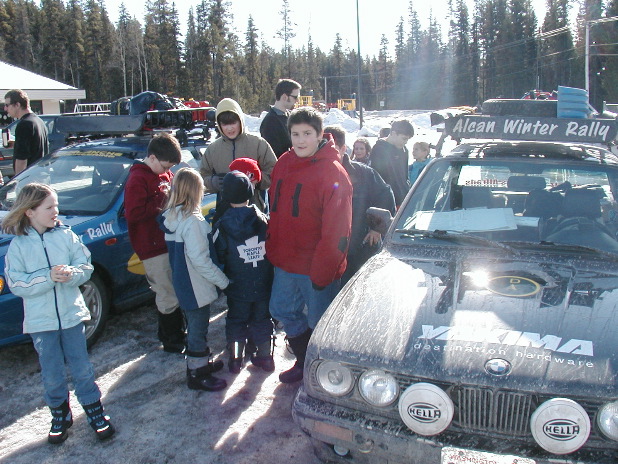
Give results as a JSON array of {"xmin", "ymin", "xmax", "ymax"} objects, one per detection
[{"xmin": 356, "ymin": 0, "xmax": 364, "ymax": 128}]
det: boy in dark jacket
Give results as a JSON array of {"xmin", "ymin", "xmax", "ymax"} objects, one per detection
[{"xmin": 213, "ymin": 171, "xmax": 275, "ymax": 374}]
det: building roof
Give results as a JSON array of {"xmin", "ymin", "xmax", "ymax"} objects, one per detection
[{"xmin": 0, "ymin": 61, "xmax": 86, "ymax": 100}]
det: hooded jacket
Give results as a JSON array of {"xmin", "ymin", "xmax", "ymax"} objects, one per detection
[
  {"xmin": 160, "ymin": 206, "xmax": 229, "ymax": 311},
  {"xmin": 5, "ymin": 225, "xmax": 93, "ymax": 334},
  {"xmin": 199, "ymin": 98, "xmax": 277, "ymax": 209},
  {"xmin": 266, "ymin": 138, "xmax": 353, "ymax": 288},
  {"xmin": 213, "ymin": 205, "xmax": 273, "ymax": 302},
  {"xmin": 124, "ymin": 161, "xmax": 173, "ymax": 260}
]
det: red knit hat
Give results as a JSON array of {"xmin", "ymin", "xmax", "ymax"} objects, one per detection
[{"xmin": 229, "ymin": 157, "xmax": 262, "ymax": 183}]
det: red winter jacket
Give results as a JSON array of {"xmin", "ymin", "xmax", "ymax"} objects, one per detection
[
  {"xmin": 266, "ymin": 138, "xmax": 353, "ymax": 288},
  {"xmin": 124, "ymin": 162, "xmax": 173, "ymax": 260}
]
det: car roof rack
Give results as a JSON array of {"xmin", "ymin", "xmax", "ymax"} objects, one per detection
[{"xmin": 54, "ymin": 107, "xmax": 215, "ymax": 137}]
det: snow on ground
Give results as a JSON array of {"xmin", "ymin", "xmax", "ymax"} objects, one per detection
[{"xmin": 0, "ymin": 110, "xmax": 444, "ymax": 463}]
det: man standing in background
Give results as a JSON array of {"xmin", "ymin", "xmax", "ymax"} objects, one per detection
[
  {"xmin": 260, "ymin": 79, "xmax": 301, "ymax": 158},
  {"xmin": 370, "ymin": 119, "xmax": 414, "ymax": 208},
  {"xmin": 4, "ymin": 89, "xmax": 48, "ymax": 176}
]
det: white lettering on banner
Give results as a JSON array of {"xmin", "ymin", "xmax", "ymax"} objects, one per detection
[
  {"xmin": 237, "ymin": 235, "xmax": 266, "ymax": 268},
  {"xmin": 86, "ymin": 222, "xmax": 114, "ymax": 240},
  {"xmin": 418, "ymin": 325, "xmax": 594, "ymax": 357}
]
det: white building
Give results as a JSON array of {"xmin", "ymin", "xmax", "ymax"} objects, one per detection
[{"xmin": 0, "ymin": 61, "xmax": 86, "ymax": 115}]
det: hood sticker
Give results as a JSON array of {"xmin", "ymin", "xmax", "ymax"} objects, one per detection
[
  {"xmin": 486, "ymin": 275, "xmax": 541, "ymax": 297},
  {"xmin": 414, "ymin": 325, "xmax": 595, "ymax": 369}
]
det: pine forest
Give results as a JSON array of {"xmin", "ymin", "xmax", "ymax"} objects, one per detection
[{"xmin": 0, "ymin": 0, "xmax": 617, "ymax": 113}]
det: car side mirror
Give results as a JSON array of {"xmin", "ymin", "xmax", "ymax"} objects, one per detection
[{"xmin": 366, "ymin": 207, "xmax": 393, "ymax": 236}]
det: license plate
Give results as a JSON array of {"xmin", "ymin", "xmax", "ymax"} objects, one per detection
[{"xmin": 441, "ymin": 447, "xmax": 535, "ymax": 464}]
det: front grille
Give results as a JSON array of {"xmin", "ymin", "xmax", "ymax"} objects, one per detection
[{"xmin": 451, "ymin": 386, "xmax": 534, "ymax": 436}]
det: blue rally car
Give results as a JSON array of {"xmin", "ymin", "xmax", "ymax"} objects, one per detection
[{"xmin": 0, "ymin": 133, "xmax": 214, "ymax": 348}]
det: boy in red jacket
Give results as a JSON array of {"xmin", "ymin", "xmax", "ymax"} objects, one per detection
[
  {"xmin": 266, "ymin": 107, "xmax": 353, "ymax": 383},
  {"xmin": 124, "ymin": 133, "xmax": 186, "ymax": 353}
]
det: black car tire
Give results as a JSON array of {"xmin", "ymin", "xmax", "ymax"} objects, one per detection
[
  {"xmin": 80, "ymin": 273, "xmax": 110, "ymax": 348},
  {"xmin": 481, "ymin": 99, "xmax": 557, "ymax": 117}
]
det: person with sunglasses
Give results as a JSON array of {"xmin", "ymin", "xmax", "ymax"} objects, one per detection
[
  {"xmin": 4, "ymin": 89, "xmax": 49, "ymax": 176},
  {"xmin": 260, "ymin": 79, "xmax": 302, "ymax": 158}
]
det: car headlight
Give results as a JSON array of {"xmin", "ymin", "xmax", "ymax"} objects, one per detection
[
  {"xmin": 597, "ymin": 401, "xmax": 618, "ymax": 441},
  {"xmin": 358, "ymin": 369, "xmax": 399, "ymax": 407},
  {"xmin": 316, "ymin": 361, "xmax": 354, "ymax": 396}
]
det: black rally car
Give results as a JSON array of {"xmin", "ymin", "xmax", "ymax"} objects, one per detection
[{"xmin": 293, "ymin": 109, "xmax": 618, "ymax": 463}]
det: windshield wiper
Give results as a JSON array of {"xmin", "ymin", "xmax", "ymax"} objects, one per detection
[
  {"xmin": 537, "ymin": 241, "xmax": 618, "ymax": 260},
  {"xmin": 394, "ymin": 228, "xmax": 516, "ymax": 252}
]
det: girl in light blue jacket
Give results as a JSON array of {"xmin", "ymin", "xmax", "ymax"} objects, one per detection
[
  {"xmin": 160, "ymin": 168, "xmax": 229, "ymax": 392},
  {"xmin": 3, "ymin": 183, "xmax": 114, "ymax": 444}
]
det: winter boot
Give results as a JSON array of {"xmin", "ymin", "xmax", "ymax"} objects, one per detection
[
  {"xmin": 158, "ymin": 308, "xmax": 186, "ymax": 353},
  {"xmin": 228, "ymin": 341, "xmax": 245, "ymax": 374},
  {"xmin": 83, "ymin": 401, "xmax": 115, "ymax": 441},
  {"xmin": 251, "ymin": 336, "xmax": 276, "ymax": 372},
  {"xmin": 187, "ymin": 366, "xmax": 227, "ymax": 391},
  {"xmin": 279, "ymin": 329, "xmax": 312, "ymax": 383},
  {"xmin": 48, "ymin": 398, "xmax": 73, "ymax": 444}
]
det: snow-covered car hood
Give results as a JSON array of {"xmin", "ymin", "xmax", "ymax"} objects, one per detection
[{"xmin": 312, "ymin": 247, "xmax": 618, "ymax": 398}]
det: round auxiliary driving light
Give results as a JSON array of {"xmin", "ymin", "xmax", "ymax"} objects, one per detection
[
  {"xmin": 530, "ymin": 398, "xmax": 590, "ymax": 455},
  {"xmin": 398, "ymin": 383, "xmax": 454, "ymax": 436}
]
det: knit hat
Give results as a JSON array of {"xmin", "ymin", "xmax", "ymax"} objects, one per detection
[
  {"xmin": 228, "ymin": 157, "xmax": 262, "ymax": 184},
  {"xmin": 222, "ymin": 170, "xmax": 254, "ymax": 204}
]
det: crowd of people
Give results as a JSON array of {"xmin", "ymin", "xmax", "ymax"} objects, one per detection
[{"xmin": 2, "ymin": 83, "xmax": 434, "ymax": 445}]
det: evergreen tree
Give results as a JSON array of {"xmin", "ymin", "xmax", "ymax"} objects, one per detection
[{"xmin": 276, "ymin": 0, "xmax": 296, "ymax": 77}]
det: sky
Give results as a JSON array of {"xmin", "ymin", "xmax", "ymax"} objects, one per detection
[{"xmin": 103, "ymin": 0, "xmax": 552, "ymax": 58}]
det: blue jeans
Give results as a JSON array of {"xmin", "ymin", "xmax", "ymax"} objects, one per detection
[
  {"xmin": 31, "ymin": 323, "xmax": 101, "ymax": 408},
  {"xmin": 226, "ymin": 297, "xmax": 273, "ymax": 345},
  {"xmin": 269, "ymin": 267, "xmax": 340, "ymax": 338},
  {"xmin": 183, "ymin": 305, "xmax": 212, "ymax": 369}
]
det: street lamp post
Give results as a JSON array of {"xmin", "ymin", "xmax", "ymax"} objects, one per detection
[
  {"xmin": 585, "ymin": 16, "xmax": 618, "ymax": 95},
  {"xmin": 356, "ymin": 0, "xmax": 364, "ymax": 128}
]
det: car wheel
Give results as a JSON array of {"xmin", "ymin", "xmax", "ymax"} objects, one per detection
[{"xmin": 80, "ymin": 273, "xmax": 110, "ymax": 348}]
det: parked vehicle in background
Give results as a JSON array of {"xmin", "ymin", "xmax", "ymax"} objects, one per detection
[
  {"xmin": 0, "ymin": 114, "xmax": 67, "ymax": 181},
  {"xmin": 0, "ymin": 109, "xmax": 214, "ymax": 349},
  {"xmin": 293, "ymin": 105, "xmax": 618, "ymax": 463}
]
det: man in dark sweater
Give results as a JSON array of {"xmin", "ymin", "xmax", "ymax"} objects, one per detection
[
  {"xmin": 370, "ymin": 119, "xmax": 414, "ymax": 208},
  {"xmin": 259, "ymin": 79, "xmax": 301, "ymax": 158},
  {"xmin": 324, "ymin": 126, "xmax": 396, "ymax": 284},
  {"xmin": 4, "ymin": 89, "xmax": 48, "ymax": 176}
]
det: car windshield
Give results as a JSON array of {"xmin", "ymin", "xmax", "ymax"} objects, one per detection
[
  {"xmin": 395, "ymin": 157, "xmax": 618, "ymax": 253},
  {"xmin": 0, "ymin": 154, "xmax": 133, "ymax": 215}
]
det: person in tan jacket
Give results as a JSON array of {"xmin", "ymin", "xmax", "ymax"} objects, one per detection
[{"xmin": 200, "ymin": 98, "xmax": 276, "ymax": 214}]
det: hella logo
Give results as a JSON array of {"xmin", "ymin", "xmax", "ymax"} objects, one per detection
[
  {"xmin": 543, "ymin": 419, "xmax": 580, "ymax": 441},
  {"xmin": 408, "ymin": 403, "xmax": 442, "ymax": 423}
]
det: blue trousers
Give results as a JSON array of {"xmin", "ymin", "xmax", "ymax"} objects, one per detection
[
  {"xmin": 183, "ymin": 305, "xmax": 213, "ymax": 369},
  {"xmin": 31, "ymin": 323, "xmax": 101, "ymax": 408},
  {"xmin": 269, "ymin": 267, "xmax": 340, "ymax": 338},
  {"xmin": 225, "ymin": 297, "xmax": 273, "ymax": 345}
]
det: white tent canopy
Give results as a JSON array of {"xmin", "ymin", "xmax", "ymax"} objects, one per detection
[{"xmin": 0, "ymin": 61, "xmax": 86, "ymax": 114}]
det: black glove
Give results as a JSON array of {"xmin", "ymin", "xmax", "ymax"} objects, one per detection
[
  {"xmin": 312, "ymin": 282, "xmax": 326, "ymax": 291},
  {"xmin": 209, "ymin": 173, "xmax": 225, "ymax": 192}
]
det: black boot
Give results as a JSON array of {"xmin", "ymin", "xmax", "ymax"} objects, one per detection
[
  {"xmin": 158, "ymin": 308, "xmax": 186, "ymax": 353},
  {"xmin": 48, "ymin": 398, "xmax": 73, "ymax": 444},
  {"xmin": 228, "ymin": 341, "xmax": 245, "ymax": 374},
  {"xmin": 251, "ymin": 336, "xmax": 275, "ymax": 372},
  {"xmin": 279, "ymin": 329, "xmax": 312, "ymax": 383},
  {"xmin": 187, "ymin": 365, "xmax": 227, "ymax": 391},
  {"xmin": 83, "ymin": 401, "xmax": 115, "ymax": 441}
]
